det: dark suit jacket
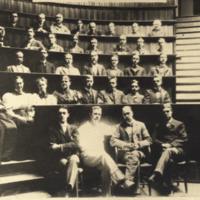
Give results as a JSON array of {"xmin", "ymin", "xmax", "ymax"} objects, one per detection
[
  {"xmin": 143, "ymin": 88, "xmax": 171, "ymax": 104},
  {"xmin": 33, "ymin": 61, "xmax": 55, "ymax": 74},
  {"xmin": 32, "ymin": 22, "xmax": 49, "ymax": 32},
  {"xmin": 4, "ymin": 22, "xmax": 23, "ymax": 28},
  {"xmin": 152, "ymin": 118, "xmax": 187, "ymax": 151},
  {"xmin": 111, "ymin": 120, "xmax": 151, "ymax": 149},
  {"xmin": 22, "ymin": 38, "xmax": 44, "ymax": 49},
  {"xmin": 124, "ymin": 66, "xmax": 146, "ymax": 76},
  {"xmin": 97, "ymin": 89, "xmax": 127, "ymax": 104},
  {"xmin": 48, "ymin": 123, "xmax": 79, "ymax": 161},
  {"xmin": 80, "ymin": 88, "xmax": 98, "ymax": 104},
  {"xmin": 82, "ymin": 63, "xmax": 106, "ymax": 76}
]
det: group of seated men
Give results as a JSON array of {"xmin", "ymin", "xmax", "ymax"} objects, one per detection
[
  {"xmin": 48, "ymin": 104, "xmax": 187, "ymax": 197},
  {"xmin": 3, "ymin": 12, "xmax": 167, "ymax": 37},
  {"xmin": 4, "ymin": 50, "xmax": 173, "ymax": 76},
  {"xmin": 0, "ymin": 12, "xmax": 171, "ymax": 55},
  {"xmin": 0, "ymin": 75, "xmax": 172, "ymax": 107}
]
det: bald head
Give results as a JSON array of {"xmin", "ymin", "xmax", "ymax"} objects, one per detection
[{"xmin": 122, "ymin": 106, "xmax": 134, "ymax": 123}]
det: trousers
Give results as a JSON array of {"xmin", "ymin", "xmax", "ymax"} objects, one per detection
[
  {"xmin": 155, "ymin": 147, "xmax": 185, "ymax": 175},
  {"xmin": 81, "ymin": 151, "xmax": 125, "ymax": 196},
  {"xmin": 59, "ymin": 154, "xmax": 80, "ymax": 189}
]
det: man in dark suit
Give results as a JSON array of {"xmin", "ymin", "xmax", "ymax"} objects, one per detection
[
  {"xmin": 148, "ymin": 53, "xmax": 173, "ymax": 76},
  {"xmin": 106, "ymin": 54, "xmax": 124, "ymax": 76},
  {"xmin": 22, "ymin": 26, "xmax": 44, "ymax": 50},
  {"xmin": 5, "ymin": 12, "xmax": 22, "ymax": 28},
  {"xmin": 110, "ymin": 106, "xmax": 152, "ymax": 194},
  {"xmin": 32, "ymin": 13, "xmax": 48, "ymax": 33},
  {"xmin": 82, "ymin": 51, "xmax": 106, "ymax": 76},
  {"xmin": 104, "ymin": 22, "xmax": 118, "ymax": 36},
  {"xmin": 125, "ymin": 79, "xmax": 144, "ymax": 104},
  {"xmin": 112, "ymin": 35, "xmax": 132, "ymax": 55},
  {"xmin": 48, "ymin": 106, "xmax": 80, "ymax": 197},
  {"xmin": 132, "ymin": 38, "xmax": 150, "ymax": 55},
  {"xmin": 79, "ymin": 75, "xmax": 98, "ymax": 104},
  {"xmin": 149, "ymin": 103, "xmax": 187, "ymax": 188},
  {"xmin": 33, "ymin": 48, "xmax": 55, "ymax": 73},
  {"xmin": 124, "ymin": 53, "xmax": 146, "ymax": 76},
  {"xmin": 68, "ymin": 34, "xmax": 84, "ymax": 53},
  {"xmin": 97, "ymin": 76, "xmax": 127, "ymax": 104},
  {"xmin": 87, "ymin": 22, "xmax": 101, "ymax": 36},
  {"xmin": 143, "ymin": 75, "xmax": 171, "ymax": 104},
  {"xmin": 71, "ymin": 19, "xmax": 86, "ymax": 35},
  {"xmin": 85, "ymin": 38, "xmax": 103, "ymax": 54}
]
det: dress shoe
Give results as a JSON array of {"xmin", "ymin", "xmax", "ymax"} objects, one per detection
[
  {"xmin": 148, "ymin": 172, "xmax": 161, "ymax": 183},
  {"xmin": 120, "ymin": 179, "xmax": 135, "ymax": 189}
]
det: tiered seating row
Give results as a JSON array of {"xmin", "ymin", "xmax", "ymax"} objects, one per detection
[
  {"xmin": 0, "ymin": 47, "xmax": 176, "ymax": 75},
  {"xmin": 0, "ymin": 72, "xmax": 176, "ymax": 103}
]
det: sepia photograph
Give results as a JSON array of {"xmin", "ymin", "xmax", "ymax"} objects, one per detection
[{"xmin": 0, "ymin": 0, "xmax": 200, "ymax": 199}]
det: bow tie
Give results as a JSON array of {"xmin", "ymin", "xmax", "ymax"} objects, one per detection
[{"xmin": 39, "ymin": 92, "xmax": 48, "ymax": 99}]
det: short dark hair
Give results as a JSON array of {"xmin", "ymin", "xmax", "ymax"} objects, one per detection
[
  {"xmin": 26, "ymin": 26, "xmax": 34, "ymax": 31},
  {"xmin": 59, "ymin": 105, "xmax": 69, "ymax": 112}
]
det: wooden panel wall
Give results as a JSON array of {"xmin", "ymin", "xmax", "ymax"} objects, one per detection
[
  {"xmin": 0, "ymin": 47, "xmax": 176, "ymax": 75},
  {"xmin": 0, "ymin": 73, "xmax": 176, "ymax": 103},
  {"xmin": 0, "ymin": 0, "xmax": 176, "ymax": 20}
]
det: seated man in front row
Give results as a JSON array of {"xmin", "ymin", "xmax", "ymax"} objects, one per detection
[
  {"xmin": 85, "ymin": 38, "xmax": 103, "ymax": 54},
  {"xmin": 112, "ymin": 34, "xmax": 132, "ymax": 55},
  {"xmin": 106, "ymin": 54, "xmax": 124, "ymax": 76},
  {"xmin": 148, "ymin": 53, "xmax": 173, "ymax": 76},
  {"xmin": 97, "ymin": 76, "xmax": 127, "ymax": 104},
  {"xmin": 48, "ymin": 106, "xmax": 80, "ymax": 197},
  {"xmin": 124, "ymin": 53, "xmax": 146, "ymax": 76},
  {"xmin": 82, "ymin": 51, "xmax": 106, "ymax": 76},
  {"xmin": 78, "ymin": 106, "xmax": 135, "ymax": 197},
  {"xmin": 126, "ymin": 79, "xmax": 144, "ymax": 104},
  {"xmin": 149, "ymin": 103, "xmax": 187, "ymax": 188},
  {"xmin": 143, "ymin": 75, "xmax": 171, "ymax": 104},
  {"xmin": 79, "ymin": 75, "xmax": 98, "ymax": 104},
  {"xmin": 55, "ymin": 53, "xmax": 80, "ymax": 75},
  {"xmin": 22, "ymin": 26, "xmax": 44, "ymax": 50},
  {"xmin": 110, "ymin": 106, "xmax": 152, "ymax": 194}
]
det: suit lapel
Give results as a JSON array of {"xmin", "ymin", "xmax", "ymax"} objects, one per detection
[
  {"xmin": 82, "ymin": 90, "xmax": 89, "ymax": 104},
  {"xmin": 150, "ymin": 90, "xmax": 157, "ymax": 103},
  {"xmin": 92, "ymin": 89, "xmax": 97, "ymax": 104},
  {"xmin": 107, "ymin": 91, "xmax": 114, "ymax": 102},
  {"xmin": 88, "ymin": 64, "xmax": 93, "ymax": 75},
  {"xmin": 160, "ymin": 88, "xmax": 164, "ymax": 103},
  {"xmin": 97, "ymin": 64, "xmax": 100, "ymax": 76}
]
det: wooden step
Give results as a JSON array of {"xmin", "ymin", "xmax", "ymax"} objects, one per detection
[
  {"xmin": 176, "ymin": 33, "xmax": 200, "ymax": 39},
  {"xmin": 0, "ymin": 174, "xmax": 43, "ymax": 185},
  {"xmin": 15, "ymin": 191, "xmax": 51, "ymax": 199},
  {"xmin": 176, "ymin": 27, "xmax": 200, "ymax": 33},
  {"xmin": 176, "ymin": 64, "xmax": 200, "ymax": 70},
  {"xmin": 176, "ymin": 101, "xmax": 200, "ymax": 104},
  {"xmin": 0, "ymin": 160, "xmax": 36, "ymax": 176},
  {"xmin": 176, "ymin": 70, "xmax": 200, "ymax": 76},
  {"xmin": 177, "ymin": 85, "xmax": 200, "ymax": 92},
  {"xmin": 176, "ymin": 21, "xmax": 200, "ymax": 28},
  {"xmin": 177, "ymin": 16, "xmax": 200, "ymax": 22},
  {"xmin": 176, "ymin": 38, "xmax": 200, "ymax": 45},
  {"xmin": 176, "ymin": 57, "xmax": 200, "ymax": 63},
  {"xmin": 176, "ymin": 93, "xmax": 200, "ymax": 100},
  {"xmin": 176, "ymin": 51, "xmax": 200, "ymax": 56},
  {"xmin": 176, "ymin": 44, "xmax": 200, "ymax": 51},
  {"xmin": 177, "ymin": 78, "xmax": 200, "ymax": 84}
]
